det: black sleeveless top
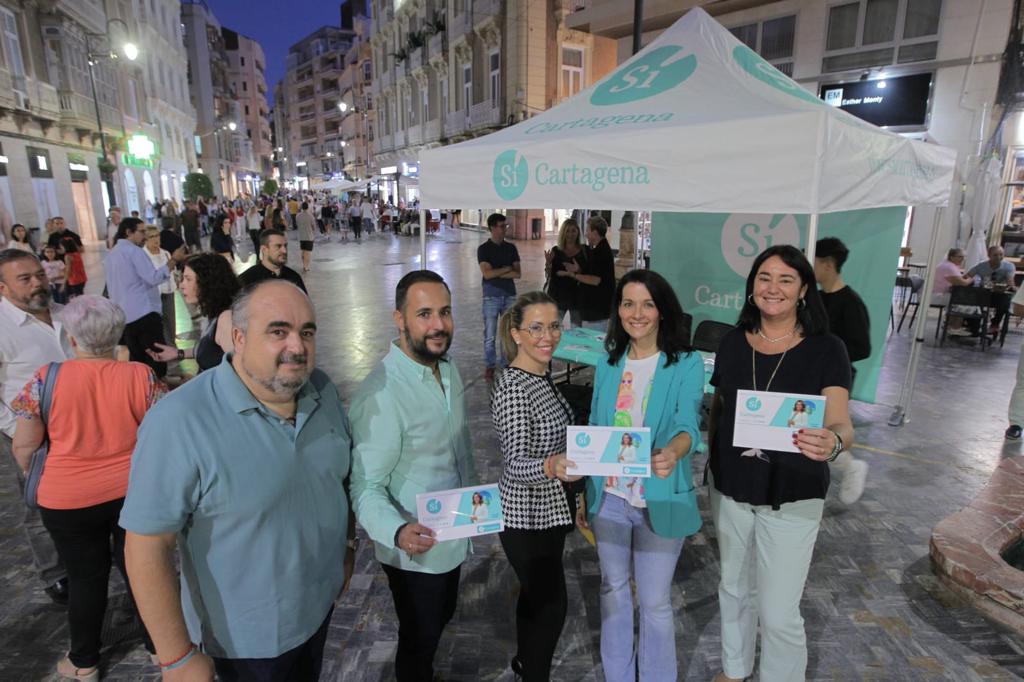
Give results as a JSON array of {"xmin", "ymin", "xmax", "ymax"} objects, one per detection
[{"xmin": 195, "ymin": 318, "xmax": 224, "ymax": 372}]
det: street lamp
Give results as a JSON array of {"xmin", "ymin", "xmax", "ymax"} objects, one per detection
[
  {"xmin": 228, "ymin": 121, "xmax": 237, "ymax": 131},
  {"xmin": 86, "ymin": 17, "xmax": 140, "ymax": 208}
]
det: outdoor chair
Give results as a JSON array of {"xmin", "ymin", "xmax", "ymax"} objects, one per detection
[
  {"xmin": 896, "ymin": 275, "xmax": 945, "ymax": 339},
  {"xmin": 940, "ymin": 286, "xmax": 993, "ymax": 350},
  {"xmin": 693, "ymin": 320, "xmax": 733, "ymax": 354}
]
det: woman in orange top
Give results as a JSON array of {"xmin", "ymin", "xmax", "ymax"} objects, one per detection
[{"xmin": 12, "ymin": 295, "xmax": 165, "ymax": 682}]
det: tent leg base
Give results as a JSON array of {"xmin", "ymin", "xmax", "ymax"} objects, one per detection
[{"xmin": 888, "ymin": 406, "xmax": 907, "ymax": 427}]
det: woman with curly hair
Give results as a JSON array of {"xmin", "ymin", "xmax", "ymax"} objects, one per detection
[{"xmin": 146, "ymin": 253, "xmax": 240, "ymax": 372}]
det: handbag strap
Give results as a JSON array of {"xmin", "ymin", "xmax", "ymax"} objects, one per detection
[{"xmin": 38, "ymin": 362, "xmax": 61, "ymax": 428}]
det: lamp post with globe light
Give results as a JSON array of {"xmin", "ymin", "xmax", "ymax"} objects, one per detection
[{"xmin": 86, "ymin": 17, "xmax": 139, "ymax": 208}]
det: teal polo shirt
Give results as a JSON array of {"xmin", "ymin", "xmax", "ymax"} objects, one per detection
[
  {"xmin": 120, "ymin": 356, "xmax": 352, "ymax": 659},
  {"xmin": 349, "ymin": 341, "xmax": 477, "ymax": 574}
]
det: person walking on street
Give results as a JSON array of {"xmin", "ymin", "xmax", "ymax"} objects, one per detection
[
  {"xmin": 238, "ymin": 229, "xmax": 307, "ymax": 293},
  {"xmin": 296, "ymin": 202, "xmax": 316, "ymax": 273},
  {"xmin": 478, "ymin": 213, "xmax": 520, "ymax": 382}
]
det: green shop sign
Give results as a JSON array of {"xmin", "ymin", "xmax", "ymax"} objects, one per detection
[{"xmin": 122, "ymin": 133, "xmax": 159, "ymax": 168}]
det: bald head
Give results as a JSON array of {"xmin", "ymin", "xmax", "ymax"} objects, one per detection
[{"xmin": 231, "ymin": 280, "xmax": 317, "ymax": 399}]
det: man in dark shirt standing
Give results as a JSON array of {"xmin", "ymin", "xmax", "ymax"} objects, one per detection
[
  {"xmin": 46, "ymin": 216, "xmax": 82, "ymax": 252},
  {"xmin": 814, "ymin": 237, "xmax": 870, "ymax": 504},
  {"xmin": 180, "ymin": 200, "xmax": 201, "ymax": 251},
  {"xmin": 572, "ymin": 215, "xmax": 615, "ymax": 329},
  {"xmin": 238, "ymin": 229, "xmax": 307, "ymax": 293},
  {"xmin": 477, "ymin": 213, "xmax": 520, "ymax": 381}
]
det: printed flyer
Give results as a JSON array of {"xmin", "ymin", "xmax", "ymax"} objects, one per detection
[
  {"xmin": 566, "ymin": 426, "xmax": 652, "ymax": 477},
  {"xmin": 733, "ymin": 390, "xmax": 826, "ymax": 453},
  {"xmin": 415, "ymin": 483, "xmax": 504, "ymax": 541}
]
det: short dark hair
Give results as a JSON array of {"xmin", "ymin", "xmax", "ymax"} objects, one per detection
[
  {"xmin": 605, "ymin": 269, "xmax": 693, "ymax": 366},
  {"xmin": 486, "ymin": 213, "xmax": 506, "ymax": 229},
  {"xmin": 395, "ymin": 269, "xmax": 450, "ymax": 311},
  {"xmin": 184, "ymin": 253, "xmax": 241, "ymax": 319},
  {"xmin": 301, "ymin": 201, "xmax": 309, "ymax": 210},
  {"xmin": 0, "ymin": 248, "xmax": 41, "ymax": 282},
  {"xmin": 815, "ymin": 237, "xmax": 849, "ymax": 273},
  {"xmin": 587, "ymin": 215, "xmax": 608, "ymax": 238},
  {"xmin": 115, "ymin": 217, "xmax": 144, "ymax": 241},
  {"xmin": 260, "ymin": 228, "xmax": 286, "ymax": 246},
  {"xmin": 736, "ymin": 244, "xmax": 829, "ymax": 336}
]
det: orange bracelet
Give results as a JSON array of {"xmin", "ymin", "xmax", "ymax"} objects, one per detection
[{"xmin": 160, "ymin": 644, "xmax": 196, "ymax": 669}]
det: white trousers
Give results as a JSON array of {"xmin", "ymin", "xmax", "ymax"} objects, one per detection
[{"xmin": 710, "ymin": 486, "xmax": 824, "ymax": 682}]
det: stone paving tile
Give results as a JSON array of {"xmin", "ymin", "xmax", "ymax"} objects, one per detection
[{"xmin": 2, "ymin": 229, "xmax": 1024, "ymax": 680}]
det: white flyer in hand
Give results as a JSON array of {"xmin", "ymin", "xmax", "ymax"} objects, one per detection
[
  {"xmin": 566, "ymin": 426, "xmax": 652, "ymax": 477},
  {"xmin": 733, "ymin": 390, "xmax": 827, "ymax": 454},
  {"xmin": 415, "ymin": 483, "xmax": 504, "ymax": 541}
]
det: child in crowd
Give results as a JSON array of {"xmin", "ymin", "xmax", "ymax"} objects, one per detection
[{"xmin": 40, "ymin": 245, "xmax": 66, "ymax": 303}]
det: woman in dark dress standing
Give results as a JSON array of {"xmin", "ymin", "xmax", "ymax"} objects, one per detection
[
  {"xmin": 708, "ymin": 245, "xmax": 855, "ymax": 682},
  {"xmin": 544, "ymin": 218, "xmax": 586, "ymax": 328}
]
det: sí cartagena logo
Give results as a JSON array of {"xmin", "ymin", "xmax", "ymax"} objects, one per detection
[
  {"xmin": 591, "ymin": 45, "xmax": 697, "ymax": 106},
  {"xmin": 426, "ymin": 499, "xmax": 442, "ymax": 514},
  {"xmin": 720, "ymin": 214, "xmax": 800, "ymax": 278},
  {"xmin": 745, "ymin": 396, "xmax": 762, "ymax": 411},
  {"xmin": 493, "ymin": 149, "xmax": 529, "ymax": 200},
  {"xmin": 575, "ymin": 432, "xmax": 592, "ymax": 448}
]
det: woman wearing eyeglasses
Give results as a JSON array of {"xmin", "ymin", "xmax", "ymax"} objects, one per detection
[
  {"xmin": 491, "ymin": 291, "xmax": 580, "ymax": 681},
  {"xmin": 579, "ymin": 269, "xmax": 703, "ymax": 682}
]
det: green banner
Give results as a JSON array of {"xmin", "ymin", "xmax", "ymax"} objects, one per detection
[{"xmin": 650, "ymin": 207, "xmax": 907, "ymax": 403}]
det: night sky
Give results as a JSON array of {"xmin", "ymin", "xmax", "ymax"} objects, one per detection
[{"xmin": 204, "ymin": 0, "xmax": 345, "ymax": 108}]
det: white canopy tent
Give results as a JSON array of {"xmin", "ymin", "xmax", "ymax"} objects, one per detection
[
  {"xmin": 309, "ymin": 178, "xmax": 366, "ymax": 192},
  {"xmin": 419, "ymin": 7, "xmax": 959, "ymax": 424}
]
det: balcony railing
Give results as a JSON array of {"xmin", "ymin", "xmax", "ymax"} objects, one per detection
[
  {"xmin": 469, "ymin": 100, "xmax": 500, "ymax": 128},
  {"xmin": 408, "ymin": 47, "xmax": 423, "ymax": 72},
  {"xmin": 406, "ymin": 123, "xmax": 422, "ymax": 147},
  {"xmin": 58, "ymin": 89, "xmax": 116, "ymax": 130},
  {"xmin": 443, "ymin": 109, "xmax": 467, "ymax": 137},
  {"xmin": 396, "ymin": 61, "xmax": 406, "ymax": 81},
  {"xmin": 450, "ymin": 9, "xmax": 472, "ymax": 37},
  {"xmin": 374, "ymin": 132, "xmax": 394, "ymax": 153},
  {"xmin": 428, "ymin": 33, "xmax": 445, "ymax": 58},
  {"xmin": 379, "ymin": 69, "xmax": 393, "ymax": 90},
  {"xmin": 474, "ymin": 0, "xmax": 502, "ymax": 22},
  {"xmin": 424, "ymin": 118, "xmax": 441, "ymax": 143},
  {"xmin": 297, "ymin": 89, "xmax": 316, "ymax": 102}
]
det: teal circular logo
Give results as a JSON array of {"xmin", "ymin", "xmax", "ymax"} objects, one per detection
[
  {"xmin": 590, "ymin": 45, "xmax": 697, "ymax": 106},
  {"xmin": 493, "ymin": 149, "xmax": 528, "ymax": 200},
  {"xmin": 426, "ymin": 499, "xmax": 442, "ymax": 514},
  {"xmin": 745, "ymin": 396, "xmax": 762, "ymax": 411},
  {"xmin": 575, "ymin": 432, "xmax": 591, "ymax": 447},
  {"xmin": 733, "ymin": 45, "xmax": 821, "ymax": 106}
]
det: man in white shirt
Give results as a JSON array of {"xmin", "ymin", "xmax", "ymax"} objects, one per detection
[{"xmin": 0, "ymin": 248, "xmax": 72, "ymax": 603}]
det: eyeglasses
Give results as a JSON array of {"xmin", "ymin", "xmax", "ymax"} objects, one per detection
[{"xmin": 519, "ymin": 322, "xmax": 564, "ymax": 339}]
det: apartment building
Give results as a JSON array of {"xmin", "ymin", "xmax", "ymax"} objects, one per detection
[
  {"xmin": 368, "ymin": 0, "xmax": 616, "ymax": 228},
  {"xmin": 338, "ymin": 22, "xmax": 374, "ymax": 182},
  {"xmin": 277, "ymin": 24, "xmax": 359, "ymax": 189},
  {"xmin": 565, "ymin": 0, "xmax": 1013, "ymax": 258},
  {"xmin": 182, "ymin": 0, "xmax": 258, "ymax": 199},
  {"xmin": 131, "ymin": 0, "xmax": 196, "ymax": 208},
  {"xmin": 223, "ymin": 27, "xmax": 273, "ymax": 179},
  {"xmin": 0, "ymin": 0, "xmax": 194, "ymax": 242}
]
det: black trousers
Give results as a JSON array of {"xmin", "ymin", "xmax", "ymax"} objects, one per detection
[
  {"xmin": 213, "ymin": 608, "xmax": 333, "ymax": 682},
  {"xmin": 381, "ymin": 562, "xmax": 461, "ymax": 682},
  {"xmin": 122, "ymin": 311, "xmax": 167, "ymax": 377},
  {"xmin": 351, "ymin": 217, "xmax": 362, "ymax": 239},
  {"xmin": 249, "ymin": 229, "xmax": 261, "ymax": 254},
  {"xmin": 499, "ymin": 526, "xmax": 571, "ymax": 682},
  {"xmin": 40, "ymin": 498, "xmax": 153, "ymax": 669}
]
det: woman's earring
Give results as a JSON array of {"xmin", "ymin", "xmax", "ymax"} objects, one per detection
[
  {"xmin": 798, "ymin": 298, "xmax": 806, "ymax": 309},
  {"xmin": 747, "ymin": 294, "xmax": 755, "ymax": 305}
]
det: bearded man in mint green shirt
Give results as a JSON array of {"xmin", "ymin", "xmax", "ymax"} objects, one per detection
[{"xmin": 350, "ymin": 270, "xmax": 477, "ymax": 682}]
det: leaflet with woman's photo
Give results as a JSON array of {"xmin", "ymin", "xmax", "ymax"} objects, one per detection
[
  {"xmin": 733, "ymin": 390, "xmax": 827, "ymax": 453},
  {"xmin": 415, "ymin": 483, "xmax": 504, "ymax": 541},
  {"xmin": 566, "ymin": 426, "xmax": 652, "ymax": 477}
]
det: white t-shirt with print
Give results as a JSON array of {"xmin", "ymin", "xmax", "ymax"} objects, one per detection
[{"xmin": 605, "ymin": 352, "xmax": 659, "ymax": 508}]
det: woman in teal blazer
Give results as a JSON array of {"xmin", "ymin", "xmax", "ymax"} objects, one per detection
[{"xmin": 581, "ymin": 269, "xmax": 703, "ymax": 682}]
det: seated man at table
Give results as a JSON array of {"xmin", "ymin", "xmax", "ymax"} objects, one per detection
[{"xmin": 967, "ymin": 245, "xmax": 1017, "ymax": 336}]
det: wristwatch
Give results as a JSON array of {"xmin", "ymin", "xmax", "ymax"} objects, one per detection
[
  {"xmin": 827, "ymin": 431, "xmax": 844, "ymax": 461},
  {"xmin": 176, "ymin": 348, "xmax": 185, "ymax": 361}
]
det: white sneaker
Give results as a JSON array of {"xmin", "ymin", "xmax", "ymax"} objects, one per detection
[{"xmin": 839, "ymin": 459, "xmax": 868, "ymax": 504}]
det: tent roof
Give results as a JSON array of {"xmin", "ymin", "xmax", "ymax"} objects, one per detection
[{"xmin": 420, "ymin": 7, "xmax": 956, "ymax": 214}]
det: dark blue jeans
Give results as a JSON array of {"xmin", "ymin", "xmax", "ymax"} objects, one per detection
[
  {"xmin": 483, "ymin": 295, "xmax": 515, "ymax": 369},
  {"xmin": 213, "ymin": 608, "xmax": 333, "ymax": 682}
]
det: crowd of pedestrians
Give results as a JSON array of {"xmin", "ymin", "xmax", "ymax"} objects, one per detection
[{"xmin": 0, "ymin": 195, "xmax": 866, "ymax": 682}]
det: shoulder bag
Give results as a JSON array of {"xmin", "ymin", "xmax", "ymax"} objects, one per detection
[{"xmin": 23, "ymin": 362, "xmax": 62, "ymax": 510}]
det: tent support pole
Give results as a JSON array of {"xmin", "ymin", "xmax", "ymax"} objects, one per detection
[
  {"xmin": 806, "ymin": 213, "xmax": 819, "ymax": 262},
  {"xmin": 888, "ymin": 206, "xmax": 944, "ymax": 426},
  {"xmin": 632, "ymin": 0, "xmax": 644, "ymax": 54},
  {"xmin": 419, "ymin": 209, "xmax": 427, "ymax": 270}
]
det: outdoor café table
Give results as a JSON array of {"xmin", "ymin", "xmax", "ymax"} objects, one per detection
[{"xmin": 552, "ymin": 326, "xmax": 715, "ymax": 395}]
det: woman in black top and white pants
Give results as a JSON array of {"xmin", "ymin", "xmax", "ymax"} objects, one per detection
[
  {"xmin": 708, "ymin": 245, "xmax": 854, "ymax": 682},
  {"xmin": 491, "ymin": 291, "xmax": 579, "ymax": 681}
]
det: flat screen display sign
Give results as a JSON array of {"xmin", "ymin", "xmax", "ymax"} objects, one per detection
[{"xmin": 819, "ymin": 72, "xmax": 932, "ymax": 129}]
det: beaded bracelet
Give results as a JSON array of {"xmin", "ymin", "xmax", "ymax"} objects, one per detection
[{"xmin": 161, "ymin": 645, "xmax": 197, "ymax": 671}]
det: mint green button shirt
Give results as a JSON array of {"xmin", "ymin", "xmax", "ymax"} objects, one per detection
[{"xmin": 349, "ymin": 341, "xmax": 477, "ymax": 573}]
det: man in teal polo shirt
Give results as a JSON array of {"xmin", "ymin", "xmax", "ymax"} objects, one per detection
[
  {"xmin": 350, "ymin": 269, "xmax": 477, "ymax": 682},
  {"xmin": 121, "ymin": 280, "xmax": 356, "ymax": 681}
]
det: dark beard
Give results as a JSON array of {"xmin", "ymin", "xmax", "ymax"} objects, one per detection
[{"xmin": 404, "ymin": 327, "xmax": 451, "ymax": 364}]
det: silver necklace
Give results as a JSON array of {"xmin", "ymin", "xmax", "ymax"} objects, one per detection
[
  {"xmin": 752, "ymin": 345, "xmax": 787, "ymax": 392},
  {"xmin": 757, "ymin": 327, "xmax": 796, "ymax": 344}
]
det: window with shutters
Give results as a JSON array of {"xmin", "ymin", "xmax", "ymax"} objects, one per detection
[
  {"xmin": 728, "ymin": 15, "xmax": 795, "ymax": 76},
  {"xmin": 823, "ymin": 0, "xmax": 941, "ymax": 73},
  {"xmin": 561, "ymin": 46, "xmax": 584, "ymax": 98}
]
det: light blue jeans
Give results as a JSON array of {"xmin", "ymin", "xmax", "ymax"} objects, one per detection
[
  {"xmin": 482, "ymin": 295, "xmax": 514, "ymax": 369},
  {"xmin": 592, "ymin": 493, "xmax": 685, "ymax": 682}
]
